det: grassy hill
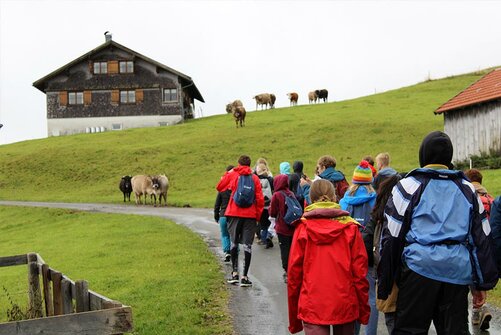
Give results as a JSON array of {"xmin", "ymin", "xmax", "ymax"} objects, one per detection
[{"xmin": 1, "ymin": 69, "xmax": 500, "ymax": 206}]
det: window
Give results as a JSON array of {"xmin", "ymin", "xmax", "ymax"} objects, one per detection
[
  {"xmin": 68, "ymin": 92, "xmax": 84, "ymax": 105},
  {"xmin": 93, "ymin": 62, "xmax": 108, "ymax": 74},
  {"xmin": 119, "ymin": 61, "xmax": 134, "ymax": 73},
  {"xmin": 120, "ymin": 90, "xmax": 136, "ymax": 104},
  {"xmin": 163, "ymin": 88, "xmax": 177, "ymax": 102},
  {"xmin": 112, "ymin": 123, "xmax": 123, "ymax": 130}
]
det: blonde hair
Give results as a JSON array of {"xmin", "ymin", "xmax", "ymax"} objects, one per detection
[
  {"xmin": 310, "ymin": 179, "xmax": 336, "ymax": 203},
  {"xmin": 255, "ymin": 163, "xmax": 269, "ymax": 176},
  {"xmin": 347, "ymin": 184, "xmax": 375, "ymax": 196},
  {"xmin": 375, "ymin": 152, "xmax": 390, "ymax": 169}
]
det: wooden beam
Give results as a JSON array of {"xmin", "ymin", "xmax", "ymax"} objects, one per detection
[
  {"xmin": 41, "ymin": 264, "xmax": 54, "ymax": 317},
  {"xmin": 0, "ymin": 306, "xmax": 133, "ymax": 335},
  {"xmin": 27, "ymin": 260, "xmax": 43, "ymax": 318},
  {"xmin": 0, "ymin": 254, "xmax": 27, "ymax": 267},
  {"xmin": 52, "ymin": 271, "xmax": 63, "ymax": 316},
  {"xmin": 61, "ymin": 279, "xmax": 73, "ymax": 315},
  {"xmin": 75, "ymin": 280, "xmax": 89, "ymax": 313}
]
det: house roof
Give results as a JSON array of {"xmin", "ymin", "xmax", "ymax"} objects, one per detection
[
  {"xmin": 435, "ymin": 68, "xmax": 501, "ymax": 114},
  {"xmin": 33, "ymin": 39, "xmax": 205, "ymax": 103}
]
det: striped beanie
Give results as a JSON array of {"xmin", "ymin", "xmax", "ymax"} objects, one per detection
[{"xmin": 352, "ymin": 160, "xmax": 373, "ymax": 184}]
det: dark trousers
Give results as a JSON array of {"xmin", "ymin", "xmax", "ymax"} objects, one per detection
[
  {"xmin": 277, "ymin": 233, "xmax": 293, "ymax": 272},
  {"xmin": 393, "ymin": 265, "xmax": 469, "ymax": 335},
  {"xmin": 259, "ymin": 208, "xmax": 271, "ymax": 241}
]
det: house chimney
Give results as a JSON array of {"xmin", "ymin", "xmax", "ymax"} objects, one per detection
[{"xmin": 104, "ymin": 31, "xmax": 112, "ymax": 42}]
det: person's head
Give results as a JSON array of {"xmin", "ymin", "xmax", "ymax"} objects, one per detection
[
  {"xmin": 418, "ymin": 131, "xmax": 453, "ymax": 168},
  {"xmin": 375, "ymin": 152, "xmax": 390, "ymax": 170},
  {"xmin": 372, "ymin": 174, "xmax": 401, "ymax": 222},
  {"xmin": 362, "ymin": 155, "xmax": 375, "ymax": 166},
  {"xmin": 256, "ymin": 157, "xmax": 269, "ymax": 167},
  {"xmin": 226, "ymin": 165, "xmax": 234, "ymax": 172},
  {"xmin": 317, "ymin": 155, "xmax": 336, "ymax": 174},
  {"xmin": 352, "ymin": 160, "xmax": 374, "ymax": 185},
  {"xmin": 309, "ymin": 179, "xmax": 336, "ymax": 203},
  {"xmin": 464, "ymin": 168, "xmax": 483, "ymax": 184},
  {"xmin": 238, "ymin": 155, "xmax": 251, "ymax": 167},
  {"xmin": 293, "ymin": 160, "xmax": 304, "ymax": 173},
  {"xmin": 256, "ymin": 163, "xmax": 269, "ymax": 176},
  {"xmin": 279, "ymin": 161, "xmax": 291, "ymax": 175}
]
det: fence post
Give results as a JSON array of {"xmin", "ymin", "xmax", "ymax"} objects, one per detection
[
  {"xmin": 52, "ymin": 271, "xmax": 63, "ymax": 315},
  {"xmin": 61, "ymin": 278, "xmax": 73, "ymax": 314},
  {"xmin": 27, "ymin": 253, "xmax": 43, "ymax": 318},
  {"xmin": 42, "ymin": 264, "xmax": 54, "ymax": 316},
  {"xmin": 75, "ymin": 280, "xmax": 89, "ymax": 312}
]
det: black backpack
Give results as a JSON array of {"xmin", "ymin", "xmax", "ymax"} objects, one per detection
[
  {"xmin": 233, "ymin": 174, "xmax": 255, "ymax": 208},
  {"xmin": 281, "ymin": 191, "xmax": 303, "ymax": 225},
  {"xmin": 346, "ymin": 201, "xmax": 372, "ymax": 228}
]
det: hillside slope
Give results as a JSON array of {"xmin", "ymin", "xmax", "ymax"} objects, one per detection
[{"xmin": 1, "ymin": 70, "xmax": 500, "ymax": 207}]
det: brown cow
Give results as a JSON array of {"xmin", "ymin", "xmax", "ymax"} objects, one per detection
[
  {"xmin": 253, "ymin": 93, "xmax": 272, "ymax": 110},
  {"xmin": 308, "ymin": 91, "xmax": 318, "ymax": 104},
  {"xmin": 287, "ymin": 92, "xmax": 298, "ymax": 106},
  {"xmin": 233, "ymin": 106, "xmax": 246, "ymax": 128},
  {"xmin": 226, "ymin": 99, "xmax": 243, "ymax": 113},
  {"xmin": 270, "ymin": 94, "xmax": 276, "ymax": 108}
]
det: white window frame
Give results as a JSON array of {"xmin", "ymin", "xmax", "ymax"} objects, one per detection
[
  {"xmin": 163, "ymin": 88, "xmax": 178, "ymax": 102},
  {"xmin": 68, "ymin": 92, "xmax": 84, "ymax": 105},
  {"xmin": 93, "ymin": 62, "xmax": 108, "ymax": 74},
  {"xmin": 120, "ymin": 90, "xmax": 136, "ymax": 104},
  {"xmin": 119, "ymin": 61, "xmax": 134, "ymax": 73},
  {"xmin": 111, "ymin": 123, "xmax": 123, "ymax": 130}
]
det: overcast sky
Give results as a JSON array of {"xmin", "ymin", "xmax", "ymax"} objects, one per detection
[{"xmin": 1, "ymin": 0, "xmax": 501, "ymax": 145}]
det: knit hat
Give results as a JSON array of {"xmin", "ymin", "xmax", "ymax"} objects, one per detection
[
  {"xmin": 419, "ymin": 131, "xmax": 453, "ymax": 168},
  {"xmin": 352, "ymin": 160, "xmax": 373, "ymax": 184},
  {"xmin": 279, "ymin": 162, "xmax": 291, "ymax": 175}
]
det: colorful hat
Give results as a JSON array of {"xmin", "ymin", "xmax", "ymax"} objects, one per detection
[{"xmin": 352, "ymin": 160, "xmax": 373, "ymax": 184}]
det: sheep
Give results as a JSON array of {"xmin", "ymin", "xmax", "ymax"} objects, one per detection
[
  {"xmin": 287, "ymin": 92, "xmax": 298, "ymax": 106},
  {"xmin": 253, "ymin": 93, "xmax": 272, "ymax": 110},
  {"xmin": 131, "ymin": 175, "xmax": 160, "ymax": 206},
  {"xmin": 156, "ymin": 174, "xmax": 169, "ymax": 206},
  {"xmin": 119, "ymin": 175, "xmax": 132, "ymax": 202},
  {"xmin": 308, "ymin": 91, "xmax": 318, "ymax": 104}
]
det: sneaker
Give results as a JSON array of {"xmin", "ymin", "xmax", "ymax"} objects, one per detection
[
  {"xmin": 224, "ymin": 253, "xmax": 231, "ymax": 262},
  {"xmin": 240, "ymin": 277, "xmax": 253, "ymax": 287},
  {"xmin": 472, "ymin": 307, "xmax": 480, "ymax": 325},
  {"xmin": 480, "ymin": 307, "xmax": 492, "ymax": 330},
  {"xmin": 227, "ymin": 273, "xmax": 239, "ymax": 284}
]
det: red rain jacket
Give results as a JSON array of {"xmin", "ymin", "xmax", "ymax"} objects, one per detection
[
  {"xmin": 287, "ymin": 203, "xmax": 370, "ymax": 333},
  {"xmin": 216, "ymin": 165, "xmax": 264, "ymax": 221}
]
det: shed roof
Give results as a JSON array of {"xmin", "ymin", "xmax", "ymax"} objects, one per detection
[
  {"xmin": 435, "ymin": 68, "xmax": 501, "ymax": 114},
  {"xmin": 33, "ymin": 39, "xmax": 205, "ymax": 103}
]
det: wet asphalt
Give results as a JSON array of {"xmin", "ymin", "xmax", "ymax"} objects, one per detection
[{"xmin": 0, "ymin": 201, "xmax": 499, "ymax": 335}]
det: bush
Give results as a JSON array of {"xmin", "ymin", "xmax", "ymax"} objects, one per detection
[{"xmin": 455, "ymin": 150, "xmax": 501, "ymax": 170}]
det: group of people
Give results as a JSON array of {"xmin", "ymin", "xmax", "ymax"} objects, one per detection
[{"xmin": 213, "ymin": 130, "xmax": 501, "ymax": 335}]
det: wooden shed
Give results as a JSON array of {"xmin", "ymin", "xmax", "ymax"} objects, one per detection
[{"xmin": 435, "ymin": 69, "xmax": 501, "ymax": 163}]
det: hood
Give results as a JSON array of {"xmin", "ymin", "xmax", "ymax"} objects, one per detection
[
  {"xmin": 378, "ymin": 167, "xmax": 397, "ymax": 177},
  {"xmin": 302, "ymin": 202, "xmax": 357, "ymax": 245},
  {"xmin": 320, "ymin": 167, "xmax": 345, "ymax": 182},
  {"xmin": 341, "ymin": 186, "xmax": 376, "ymax": 206},
  {"xmin": 279, "ymin": 162, "xmax": 291, "ymax": 175},
  {"xmin": 419, "ymin": 131, "xmax": 453, "ymax": 168},
  {"xmin": 274, "ymin": 174, "xmax": 290, "ymax": 191},
  {"xmin": 233, "ymin": 165, "xmax": 252, "ymax": 176},
  {"xmin": 293, "ymin": 161, "xmax": 304, "ymax": 173}
]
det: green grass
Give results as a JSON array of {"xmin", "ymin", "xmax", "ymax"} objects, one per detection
[
  {"xmin": 0, "ymin": 206, "xmax": 232, "ymax": 335},
  {"xmin": 1, "ymin": 69, "xmax": 500, "ymax": 207}
]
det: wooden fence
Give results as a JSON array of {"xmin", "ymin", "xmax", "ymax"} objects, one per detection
[{"xmin": 0, "ymin": 253, "xmax": 133, "ymax": 335}]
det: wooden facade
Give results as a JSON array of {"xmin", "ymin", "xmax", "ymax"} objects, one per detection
[{"xmin": 33, "ymin": 36, "xmax": 204, "ymax": 137}]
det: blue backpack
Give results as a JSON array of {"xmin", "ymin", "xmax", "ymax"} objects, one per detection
[
  {"xmin": 346, "ymin": 201, "xmax": 372, "ymax": 228},
  {"xmin": 233, "ymin": 174, "xmax": 255, "ymax": 208},
  {"xmin": 281, "ymin": 191, "xmax": 303, "ymax": 225}
]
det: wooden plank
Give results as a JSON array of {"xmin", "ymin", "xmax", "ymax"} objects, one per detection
[
  {"xmin": 27, "ymin": 261, "xmax": 43, "ymax": 318},
  {"xmin": 89, "ymin": 293, "xmax": 103, "ymax": 311},
  {"xmin": 0, "ymin": 254, "xmax": 27, "ymax": 267},
  {"xmin": 61, "ymin": 279, "xmax": 73, "ymax": 315},
  {"xmin": 0, "ymin": 306, "xmax": 133, "ymax": 335},
  {"xmin": 75, "ymin": 280, "xmax": 89, "ymax": 313},
  {"xmin": 41, "ymin": 264, "xmax": 54, "ymax": 317},
  {"xmin": 52, "ymin": 271, "xmax": 63, "ymax": 316}
]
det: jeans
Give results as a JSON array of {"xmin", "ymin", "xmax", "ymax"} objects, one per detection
[
  {"xmin": 218, "ymin": 216, "xmax": 230, "ymax": 253},
  {"xmin": 354, "ymin": 267, "xmax": 378, "ymax": 335}
]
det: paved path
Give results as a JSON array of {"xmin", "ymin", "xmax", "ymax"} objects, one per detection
[{"xmin": 0, "ymin": 201, "xmax": 498, "ymax": 335}]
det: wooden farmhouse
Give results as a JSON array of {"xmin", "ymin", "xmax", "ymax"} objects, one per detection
[
  {"xmin": 435, "ymin": 68, "xmax": 501, "ymax": 163},
  {"xmin": 33, "ymin": 34, "xmax": 204, "ymax": 137}
]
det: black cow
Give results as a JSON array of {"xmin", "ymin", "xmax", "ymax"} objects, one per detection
[
  {"xmin": 119, "ymin": 175, "xmax": 133, "ymax": 202},
  {"xmin": 315, "ymin": 89, "xmax": 328, "ymax": 103}
]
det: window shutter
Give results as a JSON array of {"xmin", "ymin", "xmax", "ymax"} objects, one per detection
[
  {"xmin": 84, "ymin": 91, "xmax": 92, "ymax": 105},
  {"xmin": 136, "ymin": 89, "xmax": 143, "ymax": 103},
  {"xmin": 111, "ymin": 90, "xmax": 119, "ymax": 105},
  {"xmin": 59, "ymin": 91, "xmax": 68, "ymax": 106},
  {"xmin": 89, "ymin": 61, "xmax": 94, "ymax": 74},
  {"xmin": 108, "ymin": 61, "xmax": 118, "ymax": 74}
]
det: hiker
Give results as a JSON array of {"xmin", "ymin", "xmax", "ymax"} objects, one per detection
[
  {"xmin": 280, "ymin": 161, "xmax": 291, "ymax": 175},
  {"xmin": 372, "ymin": 152, "xmax": 398, "ymax": 191},
  {"xmin": 214, "ymin": 165, "xmax": 234, "ymax": 262},
  {"xmin": 491, "ymin": 196, "xmax": 501, "ymax": 274},
  {"xmin": 216, "ymin": 155, "xmax": 264, "ymax": 287},
  {"xmin": 288, "ymin": 160, "xmax": 305, "ymax": 210},
  {"xmin": 288, "ymin": 179, "xmax": 370, "ymax": 334},
  {"xmin": 339, "ymin": 161, "xmax": 377, "ymax": 335},
  {"xmin": 364, "ymin": 174, "xmax": 401, "ymax": 334},
  {"xmin": 362, "ymin": 155, "xmax": 377, "ymax": 177},
  {"xmin": 254, "ymin": 157, "xmax": 274, "ymax": 177},
  {"xmin": 300, "ymin": 155, "xmax": 349, "ymax": 205},
  {"xmin": 378, "ymin": 131, "xmax": 499, "ymax": 334},
  {"xmin": 255, "ymin": 162, "xmax": 274, "ymax": 249},
  {"xmin": 270, "ymin": 174, "xmax": 302, "ymax": 283}
]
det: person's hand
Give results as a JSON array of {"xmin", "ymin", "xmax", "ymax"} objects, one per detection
[
  {"xmin": 300, "ymin": 177, "xmax": 311, "ymax": 187},
  {"xmin": 472, "ymin": 289, "xmax": 487, "ymax": 308}
]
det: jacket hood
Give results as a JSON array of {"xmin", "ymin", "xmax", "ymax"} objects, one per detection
[
  {"xmin": 378, "ymin": 167, "xmax": 398, "ymax": 177},
  {"xmin": 234, "ymin": 165, "xmax": 252, "ymax": 175},
  {"xmin": 320, "ymin": 167, "xmax": 345, "ymax": 182},
  {"xmin": 302, "ymin": 202, "xmax": 357, "ymax": 245},
  {"xmin": 419, "ymin": 131, "xmax": 453, "ymax": 168},
  {"xmin": 293, "ymin": 161, "xmax": 304, "ymax": 173},
  {"xmin": 341, "ymin": 186, "xmax": 376, "ymax": 206},
  {"xmin": 472, "ymin": 182, "xmax": 489, "ymax": 196},
  {"xmin": 279, "ymin": 162, "xmax": 291, "ymax": 175},
  {"xmin": 274, "ymin": 174, "xmax": 290, "ymax": 191}
]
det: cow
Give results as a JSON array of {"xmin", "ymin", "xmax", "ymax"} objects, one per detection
[
  {"xmin": 270, "ymin": 94, "xmax": 276, "ymax": 108},
  {"xmin": 226, "ymin": 99, "xmax": 243, "ymax": 113},
  {"xmin": 308, "ymin": 91, "xmax": 318, "ymax": 104},
  {"xmin": 131, "ymin": 175, "xmax": 161, "ymax": 206},
  {"xmin": 233, "ymin": 106, "xmax": 246, "ymax": 128},
  {"xmin": 253, "ymin": 93, "xmax": 272, "ymax": 110},
  {"xmin": 315, "ymin": 89, "xmax": 328, "ymax": 103},
  {"xmin": 287, "ymin": 92, "xmax": 298, "ymax": 106},
  {"xmin": 156, "ymin": 174, "xmax": 169, "ymax": 206},
  {"xmin": 119, "ymin": 175, "xmax": 132, "ymax": 202}
]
